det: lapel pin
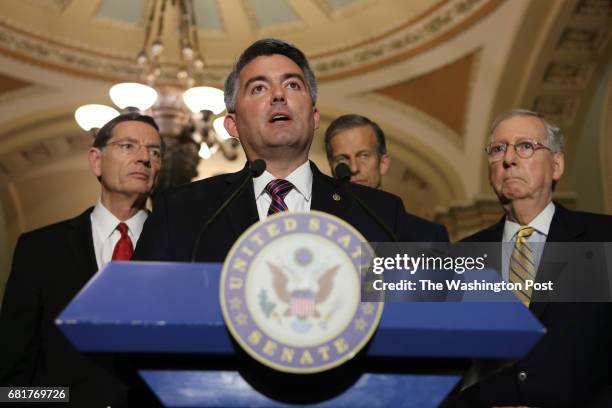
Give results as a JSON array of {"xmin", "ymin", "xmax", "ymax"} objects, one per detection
[{"xmin": 332, "ymin": 193, "xmax": 341, "ymax": 201}]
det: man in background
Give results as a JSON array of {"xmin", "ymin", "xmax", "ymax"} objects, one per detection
[
  {"xmin": 325, "ymin": 114, "xmax": 390, "ymax": 189},
  {"xmin": 324, "ymin": 113, "xmax": 448, "ymax": 242},
  {"xmin": 0, "ymin": 113, "xmax": 163, "ymax": 407}
]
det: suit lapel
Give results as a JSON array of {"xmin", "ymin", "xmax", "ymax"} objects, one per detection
[
  {"xmin": 531, "ymin": 203, "xmax": 585, "ymax": 316},
  {"xmin": 221, "ymin": 164, "xmax": 259, "ymax": 239},
  {"xmin": 310, "ymin": 161, "xmax": 349, "ymax": 216},
  {"xmin": 67, "ymin": 208, "xmax": 98, "ymax": 282}
]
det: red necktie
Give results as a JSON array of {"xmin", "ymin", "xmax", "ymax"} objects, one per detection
[
  {"xmin": 112, "ymin": 222, "xmax": 133, "ymax": 261},
  {"xmin": 265, "ymin": 179, "xmax": 294, "ymax": 215}
]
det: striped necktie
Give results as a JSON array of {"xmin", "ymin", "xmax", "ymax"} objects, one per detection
[
  {"xmin": 265, "ymin": 179, "xmax": 294, "ymax": 215},
  {"xmin": 509, "ymin": 226, "xmax": 536, "ymax": 306}
]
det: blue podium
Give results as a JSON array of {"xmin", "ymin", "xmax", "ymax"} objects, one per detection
[{"xmin": 56, "ymin": 262, "xmax": 544, "ymax": 407}]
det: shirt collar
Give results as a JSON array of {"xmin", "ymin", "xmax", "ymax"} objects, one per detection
[
  {"xmin": 503, "ymin": 201, "xmax": 555, "ymax": 242},
  {"xmin": 253, "ymin": 161, "xmax": 312, "ymax": 201},
  {"xmin": 91, "ymin": 200, "xmax": 148, "ymax": 239}
]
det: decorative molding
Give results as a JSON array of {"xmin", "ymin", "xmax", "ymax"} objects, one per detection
[
  {"xmin": 0, "ymin": 131, "xmax": 90, "ymax": 175},
  {"xmin": 525, "ymin": 0, "xmax": 611, "ymax": 133},
  {"xmin": 558, "ymin": 26, "xmax": 611, "ymax": 52},
  {"xmin": 574, "ymin": 0, "xmax": 611, "ymax": 16},
  {"xmin": 312, "ymin": 0, "xmax": 372, "ymax": 19},
  {"xmin": 22, "ymin": 0, "xmax": 72, "ymax": 13},
  {"xmin": 311, "ymin": 0, "xmax": 498, "ymax": 79},
  {"xmin": 0, "ymin": 22, "xmax": 228, "ymax": 85},
  {"xmin": 0, "ymin": 85, "xmax": 52, "ymax": 107},
  {"xmin": 0, "ymin": 0, "xmax": 499, "ymax": 83},
  {"xmin": 532, "ymin": 95, "xmax": 580, "ymax": 124},
  {"xmin": 542, "ymin": 60, "xmax": 594, "ymax": 89}
]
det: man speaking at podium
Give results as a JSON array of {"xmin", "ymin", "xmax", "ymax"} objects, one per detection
[{"xmin": 135, "ymin": 38, "xmax": 446, "ymax": 263}]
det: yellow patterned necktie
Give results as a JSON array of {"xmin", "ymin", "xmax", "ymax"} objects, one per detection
[{"xmin": 509, "ymin": 226, "xmax": 536, "ymax": 306}]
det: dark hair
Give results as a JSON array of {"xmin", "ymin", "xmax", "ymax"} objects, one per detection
[
  {"xmin": 93, "ymin": 112, "xmax": 163, "ymax": 151},
  {"xmin": 324, "ymin": 114, "xmax": 387, "ymax": 163},
  {"xmin": 224, "ymin": 38, "xmax": 317, "ymax": 113}
]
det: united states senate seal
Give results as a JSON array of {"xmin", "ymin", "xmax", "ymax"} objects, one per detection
[{"xmin": 220, "ymin": 211, "xmax": 383, "ymax": 374}]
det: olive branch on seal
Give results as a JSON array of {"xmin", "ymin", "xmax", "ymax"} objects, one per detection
[{"xmin": 258, "ymin": 289, "xmax": 276, "ymax": 318}]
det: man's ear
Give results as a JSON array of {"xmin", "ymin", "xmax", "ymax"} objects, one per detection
[
  {"xmin": 88, "ymin": 147, "xmax": 103, "ymax": 178},
  {"xmin": 552, "ymin": 152, "xmax": 565, "ymax": 181},
  {"xmin": 313, "ymin": 106, "xmax": 320, "ymax": 131},
  {"xmin": 379, "ymin": 154, "xmax": 391, "ymax": 176},
  {"xmin": 224, "ymin": 114, "xmax": 239, "ymax": 139}
]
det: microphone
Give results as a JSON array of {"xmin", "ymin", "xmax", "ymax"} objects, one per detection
[
  {"xmin": 334, "ymin": 162, "xmax": 352, "ymax": 183},
  {"xmin": 190, "ymin": 159, "xmax": 266, "ymax": 261},
  {"xmin": 334, "ymin": 163, "xmax": 398, "ymax": 242}
]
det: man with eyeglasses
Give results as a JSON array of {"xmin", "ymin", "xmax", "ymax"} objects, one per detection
[
  {"xmin": 449, "ymin": 109, "xmax": 612, "ymax": 407},
  {"xmin": 0, "ymin": 113, "xmax": 163, "ymax": 407}
]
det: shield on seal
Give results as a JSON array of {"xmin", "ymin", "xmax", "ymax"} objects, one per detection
[{"xmin": 290, "ymin": 290, "xmax": 315, "ymax": 318}]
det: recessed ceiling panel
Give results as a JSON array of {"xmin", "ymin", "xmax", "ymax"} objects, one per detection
[
  {"xmin": 194, "ymin": 0, "xmax": 222, "ymax": 31},
  {"xmin": 247, "ymin": 0, "xmax": 299, "ymax": 28},
  {"xmin": 96, "ymin": 0, "xmax": 143, "ymax": 24}
]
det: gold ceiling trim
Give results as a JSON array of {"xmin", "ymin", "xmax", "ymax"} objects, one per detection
[
  {"xmin": 0, "ymin": 0, "xmax": 501, "ymax": 84},
  {"xmin": 315, "ymin": 0, "xmax": 501, "ymax": 81}
]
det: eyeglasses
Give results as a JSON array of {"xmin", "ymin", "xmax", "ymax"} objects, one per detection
[
  {"xmin": 485, "ymin": 139, "xmax": 551, "ymax": 162},
  {"xmin": 105, "ymin": 139, "xmax": 162, "ymax": 163}
]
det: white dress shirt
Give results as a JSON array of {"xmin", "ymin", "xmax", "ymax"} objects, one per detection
[
  {"xmin": 90, "ymin": 200, "xmax": 148, "ymax": 270},
  {"xmin": 252, "ymin": 161, "xmax": 313, "ymax": 221},
  {"xmin": 501, "ymin": 201, "xmax": 555, "ymax": 282}
]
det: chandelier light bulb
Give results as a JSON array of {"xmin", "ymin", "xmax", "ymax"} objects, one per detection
[
  {"xmin": 136, "ymin": 50, "xmax": 148, "ymax": 65},
  {"xmin": 213, "ymin": 116, "xmax": 232, "ymax": 140},
  {"xmin": 198, "ymin": 143, "xmax": 212, "ymax": 160},
  {"xmin": 192, "ymin": 131, "xmax": 203, "ymax": 144},
  {"xmin": 182, "ymin": 46, "xmax": 194, "ymax": 60},
  {"xmin": 183, "ymin": 86, "xmax": 226, "ymax": 115},
  {"xmin": 74, "ymin": 104, "xmax": 120, "ymax": 131},
  {"xmin": 109, "ymin": 82, "xmax": 158, "ymax": 111},
  {"xmin": 151, "ymin": 39, "xmax": 164, "ymax": 56},
  {"xmin": 177, "ymin": 69, "xmax": 188, "ymax": 80},
  {"xmin": 194, "ymin": 58, "xmax": 204, "ymax": 70}
]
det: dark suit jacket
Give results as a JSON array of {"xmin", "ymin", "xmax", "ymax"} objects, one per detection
[
  {"xmin": 0, "ymin": 208, "xmax": 127, "ymax": 407},
  {"xmin": 134, "ymin": 162, "xmax": 448, "ymax": 262},
  {"xmin": 454, "ymin": 203, "xmax": 612, "ymax": 408}
]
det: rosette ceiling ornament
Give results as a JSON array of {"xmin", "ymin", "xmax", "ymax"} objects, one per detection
[{"xmin": 74, "ymin": 0, "xmax": 239, "ymax": 191}]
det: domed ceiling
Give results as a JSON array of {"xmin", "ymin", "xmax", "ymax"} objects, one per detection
[{"xmin": 0, "ymin": 0, "xmax": 497, "ymax": 84}]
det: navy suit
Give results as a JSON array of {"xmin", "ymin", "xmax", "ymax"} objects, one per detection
[
  {"xmin": 453, "ymin": 203, "xmax": 612, "ymax": 408},
  {"xmin": 134, "ymin": 162, "xmax": 448, "ymax": 262},
  {"xmin": 0, "ymin": 208, "xmax": 127, "ymax": 407}
]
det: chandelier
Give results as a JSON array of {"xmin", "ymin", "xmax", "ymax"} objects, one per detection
[{"xmin": 74, "ymin": 0, "xmax": 239, "ymax": 191}]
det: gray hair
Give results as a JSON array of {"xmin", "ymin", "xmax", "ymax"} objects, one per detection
[
  {"xmin": 324, "ymin": 114, "xmax": 387, "ymax": 163},
  {"xmin": 489, "ymin": 109, "xmax": 565, "ymax": 153},
  {"xmin": 224, "ymin": 38, "xmax": 317, "ymax": 113}
]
